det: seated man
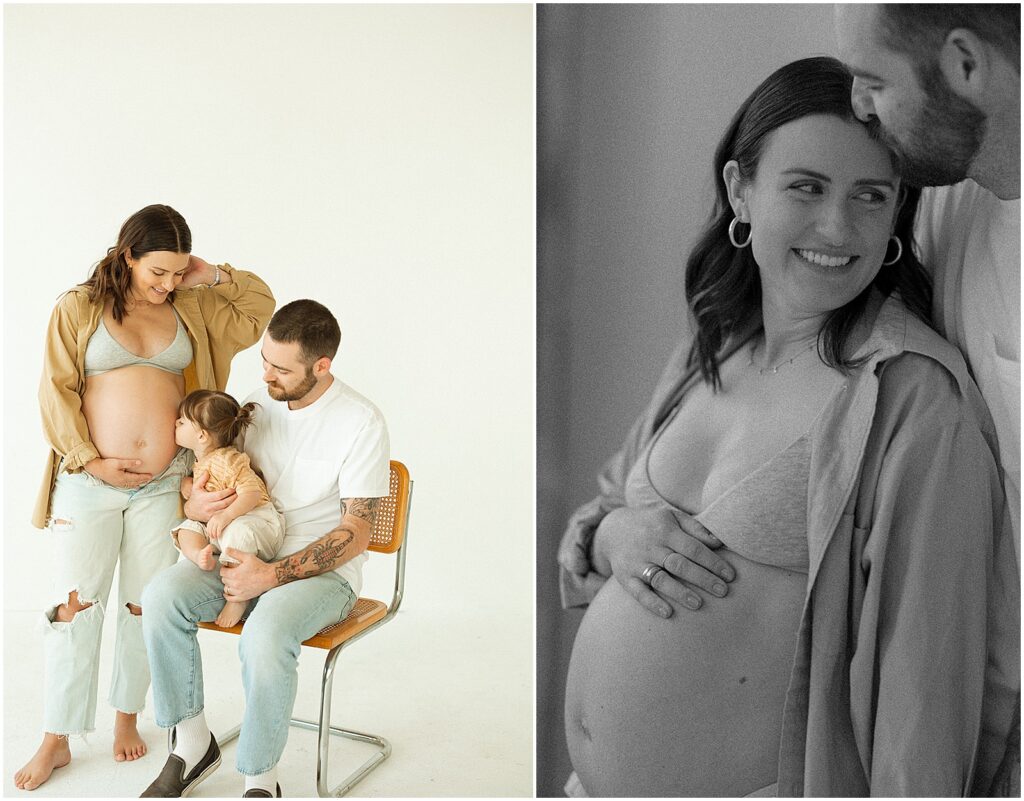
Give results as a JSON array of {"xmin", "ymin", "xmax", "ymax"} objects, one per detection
[{"xmin": 140, "ymin": 299, "xmax": 390, "ymax": 798}]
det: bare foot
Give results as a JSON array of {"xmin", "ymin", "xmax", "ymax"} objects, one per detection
[
  {"xmin": 215, "ymin": 600, "xmax": 247, "ymax": 628},
  {"xmin": 194, "ymin": 544, "xmax": 218, "ymax": 571},
  {"xmin": 14, "ymin": 733, "xmax": 71, "ymax": 790},
  {"xmin": 182, "ymin": 542, "xmax": 217, "ymax": 571},
  {"xmin": 113, "ymin": 711, "xmax": 147, "ymax": 762}
]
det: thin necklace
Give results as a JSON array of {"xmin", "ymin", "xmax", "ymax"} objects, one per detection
[{"xmin": 749, "ymin": 338, "xmax": 817, "ymax": 375}]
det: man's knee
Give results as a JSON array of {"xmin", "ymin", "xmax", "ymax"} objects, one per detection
[
  {"xmin": 238, "ymin": 620, "xmax": 301, "ymax": 668},
  {"xmin": 139, "ymin": 566, "xmax": 177, "ymax": 615}
]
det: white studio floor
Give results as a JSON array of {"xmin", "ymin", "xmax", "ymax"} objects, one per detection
[{"xmin": 3, "ymin": 599, "xmax": 533, "ymax": 798}]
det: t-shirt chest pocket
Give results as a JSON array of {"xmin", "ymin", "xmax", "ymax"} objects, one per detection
[{"xmin": 283, "ymin": 457, "xmax": 336, "ymax": 506}]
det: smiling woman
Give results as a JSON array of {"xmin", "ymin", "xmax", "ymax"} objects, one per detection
[
  {"xmin": 726, "ymin": 114, "xmax": 902, "ymax": 335},
  {"xmin": 15, "ymin": 205, "xmax": 275, "ymax": 792},
  {"xmin": 557, "ymin": 56, "xmax": 1018, "ymax": 796}
]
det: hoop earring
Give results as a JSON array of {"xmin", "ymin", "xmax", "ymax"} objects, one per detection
[
  {"xmin": 728, "ymin": 217, "xmax": 752, "ymax": 249},
  {"xmin": 882, "ymin": 235, "xmax": 903, "ymax": 266}
]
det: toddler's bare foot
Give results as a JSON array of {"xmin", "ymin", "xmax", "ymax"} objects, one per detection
[
  {"xmin": 195, "ymin": 544, "xmax": 218, "ymax": 571},
  {"xmin": 181, "ymin": 541, "xmax": 217, "ymax": 571},
  {"xmin": 215, "ymin": 600, "xmax": 247, "ymax": 628},
  {"xmin": 113, "ymin": 711, "xmax": 147, "ymax": 762},
  {"xmin": 14, "ymin": 733, "xmax": 71, "ymax": 790}
]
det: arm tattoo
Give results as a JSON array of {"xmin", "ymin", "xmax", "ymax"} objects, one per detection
[
  {"xmin": 341, "ymin": 497, "xmax": 379, "ymax": 525},
  {"xmin": 271, "ymin": 498, "xmax": 379, "ymax": 586},
  {"xmin": 274, "ymin": 529, "xmax": 356, "ymax": 585}
]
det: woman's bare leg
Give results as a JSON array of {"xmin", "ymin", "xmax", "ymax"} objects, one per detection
[
  {"xmin": 15, "ymin": 592, "xmax": 94, "ymax": 789},
  {"xmin": 113, "ymin": 602, "xmax": 148, "ymax": 761}
]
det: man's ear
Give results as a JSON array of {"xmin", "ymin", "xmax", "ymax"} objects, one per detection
[
  {"xmin": 313, "ymin": 356, "xmax": 332, "ymax": 376},
  {"xmin": 938, "ymin": 28, "xmax": 991, "ymax": 100}
]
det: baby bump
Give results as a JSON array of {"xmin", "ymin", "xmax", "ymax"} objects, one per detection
[
  {"xmin": 83, "ymin": 367, "xmax": 184, "ymax": 475},
  {"xmin": 565, "ymin": 553, "xmax": 806, "ymax": 797}
]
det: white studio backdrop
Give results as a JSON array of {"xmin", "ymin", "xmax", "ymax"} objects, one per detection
[{"xmin": 4, "ymin": 4, "xmax": 534, "ymax": 627}]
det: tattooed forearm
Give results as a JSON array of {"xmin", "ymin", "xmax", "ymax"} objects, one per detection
[
  {"xmin": 340, "ymin": 497, "xmax": 379, "ymax": 525},
  {"xmin": 270, "ymin": 498, "xmax": 378, "ymax": 587},
  {"xmin": 273, "ymin": 529, "xmax": 356, "ymax": 585}
]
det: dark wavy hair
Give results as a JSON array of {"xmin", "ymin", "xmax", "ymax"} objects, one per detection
[
  {"xmin": 178, "ymin": 390, "xmax": 258, "ymax": 449},
  {"xmin": 82, "ymin": 205, "xmax": 191, "ymax": 324},
  {"xmin": 685, "ymin": 56, "xmax": 932, "ymax": 389}
]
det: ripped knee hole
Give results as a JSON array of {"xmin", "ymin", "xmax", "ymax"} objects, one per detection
[
  {"xmin": 126, "ymin": 603, "xmax": 143, "ymax": 616},
  {"xmin": 55, "ymin": 591, "xmax": 95, "ymax": 622}
]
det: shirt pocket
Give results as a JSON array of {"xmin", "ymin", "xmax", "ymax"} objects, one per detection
[{"xmin": 284, "ymin": 457, "xmax": 336, "ymax": 507}]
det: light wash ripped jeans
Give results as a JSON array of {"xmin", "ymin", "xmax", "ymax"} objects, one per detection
[
  {"xmin": 141, "ymin": 559, "xmax": 356, "ymax": 775},
  {"xmin": 42, "ymin": 448, "xmax": 192, "ymax": 735}
]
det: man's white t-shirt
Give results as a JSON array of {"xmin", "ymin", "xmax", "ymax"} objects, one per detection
[
  {"xmin": 240, "ymin": 377, "xmax": 391, "ymax": 596},
  {"xmin": 916, "ymin": 179, "xmax": 1021, "ymax": 567}
]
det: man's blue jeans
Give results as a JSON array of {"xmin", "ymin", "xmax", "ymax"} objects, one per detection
[{"xmin": 141, "ymin": 559, "xmax": 356, "ymax": 775}]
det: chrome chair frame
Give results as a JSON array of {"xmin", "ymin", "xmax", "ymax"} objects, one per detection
[{"xmin": 195, "ymin": 461, "xmax": 413, "ymax": 797}]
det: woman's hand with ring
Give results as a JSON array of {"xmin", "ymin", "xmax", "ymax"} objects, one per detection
[
  {"xmin": 592, "ymin": 505, "xmax": 735, "ymax": 618},
  {"xmin": 83, "ymin": 457, "xmax": 152, "ymax": 489}
]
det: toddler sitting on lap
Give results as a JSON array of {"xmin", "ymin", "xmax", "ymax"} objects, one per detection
[{"xmin": 172, "ymin": 389, "xmax": 285, "ymax": 627}]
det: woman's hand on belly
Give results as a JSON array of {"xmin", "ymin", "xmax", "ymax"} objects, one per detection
[
  {"xmin": 83, "ymin": 366, "xmax": 183, "ymax": 474},
  {"xmin": 592, "ymin": 505, "xmax": 735, "ymax": 617},
  {"xmin": 84, "ymin": 457, "xmax": 153, "ymax": 489}
]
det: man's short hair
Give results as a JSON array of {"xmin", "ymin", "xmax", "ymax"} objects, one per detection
[
  {"xmin": 878, "ymin": 5, "xmax": 1020, "ymax": 77},
  {"xmin": 267, "ymin": 299, "xmax": 341, "ymax": 365}
]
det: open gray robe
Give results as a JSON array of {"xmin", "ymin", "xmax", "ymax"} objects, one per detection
[{"xmin": 558, "ymin": 293, "xmax": 1019, "ymax": 796}]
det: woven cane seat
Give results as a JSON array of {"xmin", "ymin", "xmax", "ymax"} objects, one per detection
[
  {"xmin": 198, "ymin": 596, "xmax": 387, "ymax": 650},
  {"xmin": 303, "ymin": 597, "xmax": 388, "ymax": 649}
]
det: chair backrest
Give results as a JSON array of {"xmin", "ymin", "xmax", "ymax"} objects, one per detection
[{"xmin": 368, "ymin": 460, "xmax": 411, "ymax": 555}]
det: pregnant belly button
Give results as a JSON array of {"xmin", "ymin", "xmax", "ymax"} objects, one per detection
[{"xmin": 569, "ymin": 708, "xmax": 592, "ymax": 741}]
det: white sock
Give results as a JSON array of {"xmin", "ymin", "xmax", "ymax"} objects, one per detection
[
  {"xmin": 172, "ymin": 710, "xmax": 211, "ymax": 774},
  {"xmin": 244, "ymin": 766, "xmax": 279, "ymax": 795}
]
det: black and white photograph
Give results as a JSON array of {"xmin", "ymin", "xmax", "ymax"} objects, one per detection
[{"xmin": 538, "ymin": 4, "xmax": 1019, "ymax": 797}]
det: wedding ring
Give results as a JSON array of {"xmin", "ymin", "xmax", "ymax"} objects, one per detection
[{"xmin": 641, "ymin": 564, "xmax": 662, "ymax": 585}]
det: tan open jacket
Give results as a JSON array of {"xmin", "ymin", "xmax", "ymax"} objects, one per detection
[{"xmin": 34, "ymin": 264, "xmax": 275, "ymax": 528}]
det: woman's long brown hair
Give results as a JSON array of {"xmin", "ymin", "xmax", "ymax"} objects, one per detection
[{"xmin": 82, "ymin": 204, "xmax": 191, "ymax": 323}]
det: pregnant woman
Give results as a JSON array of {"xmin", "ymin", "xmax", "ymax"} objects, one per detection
[
  {"xmin": 558, "ymin": 57, "xmax": 1019, "ymax": 796},
  {"xmin": 15, "ymin": 205, "xmax": 275, "ymax": 791}
]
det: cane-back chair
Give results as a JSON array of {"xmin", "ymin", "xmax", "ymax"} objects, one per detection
[{"xmin": 196, "ymin": 459, "xmax": 413, "ymax": 796}]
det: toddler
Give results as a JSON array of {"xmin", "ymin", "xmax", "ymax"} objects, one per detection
[{"xmin": 173, "ymin": 389, "xmax": 285, "ymax": 627}]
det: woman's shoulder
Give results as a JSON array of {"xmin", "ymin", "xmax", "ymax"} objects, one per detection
[
  {"xmin": 52, "ymin": 284, "xmax": 95, "ymax": 312},
  {"xmin": 866, "ymin": 294, "xmax": 971, "ymax": 393},
  {"xmin": 48, "ymin": 285, "xmax": 101, "ymax": 335},
  {"xmin": 873, "ymin": 306, "xmax": 995, "ymax": 440}
]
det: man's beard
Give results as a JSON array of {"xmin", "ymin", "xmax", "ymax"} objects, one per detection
[
  {"xmin": 870, "ymin": 62, "xmax": 986, "ymax": 188},
  {"xmin": 266, "ymin": 366, "xmax": 318, "ymax": 402}
]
